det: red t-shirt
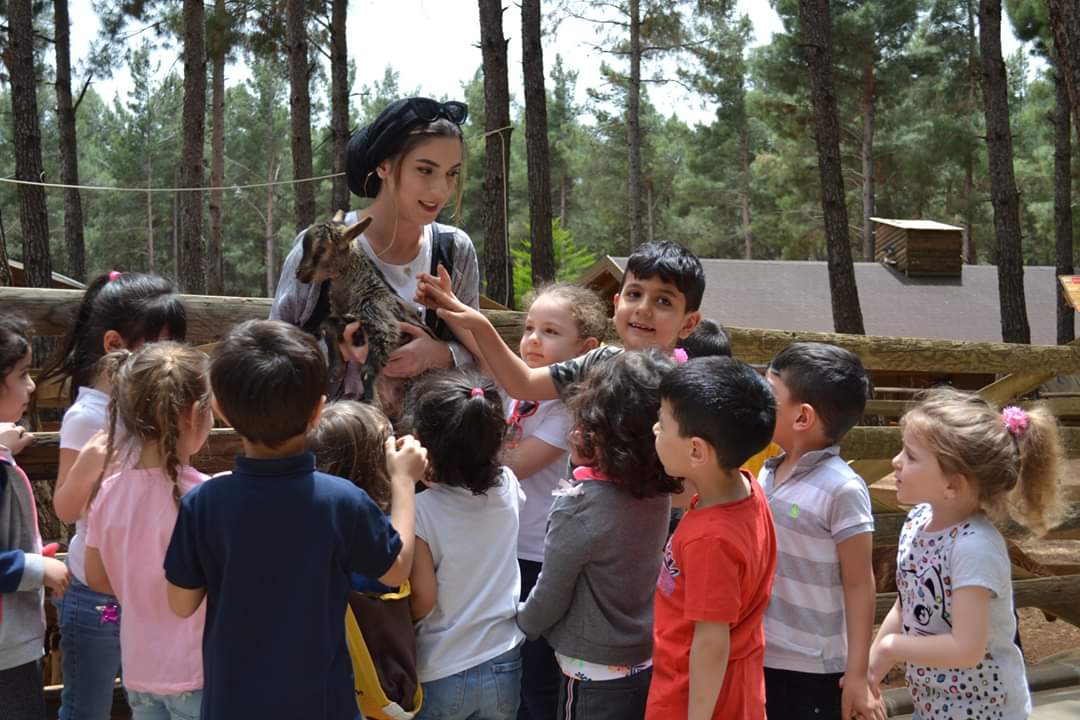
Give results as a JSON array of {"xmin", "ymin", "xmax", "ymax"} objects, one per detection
[{"xmin": 646, "ymin": 472, "xmax": 777, "ymax": 720}]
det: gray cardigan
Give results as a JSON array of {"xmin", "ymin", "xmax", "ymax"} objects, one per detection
[
  {"xmin": 0, "ymin": 448, "xmax": 46, "ymax": 671},
  {"xmin": 517, "ymin": 480, "xmax": 670, "ymax": 666}
]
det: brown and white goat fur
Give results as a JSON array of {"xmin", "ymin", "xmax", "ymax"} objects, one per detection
[{"xmin": 296, "ymin": 211, "xmax": 433, "ymax": 405}]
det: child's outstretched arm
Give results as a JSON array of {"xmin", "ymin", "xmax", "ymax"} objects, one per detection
[
  {"xmin": 872, "ymin": 586, "xmax": 992, "ymax": 670},
  {"xmin": 416, "ymin": 267, "xmax": 558, "ymax": 401},
  {"xmin": 837, "ymin": 532, "xmax": 886, "ymax": 720},
  {"xmin": 377, "ymin": 435, "xmax": 425, "ymax": 589},
  {"xmin": 688, "ymin": 621, "xmax": 730, "ymax": 720}
]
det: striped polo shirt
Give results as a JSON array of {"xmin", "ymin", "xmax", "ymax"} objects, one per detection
[{"xmin": 759, "ymin": 446, "xmax": 874, "ymax": 674}]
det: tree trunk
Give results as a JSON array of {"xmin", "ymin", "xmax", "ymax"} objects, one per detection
[
  {"xmin": 1047, "ymin": 0, "xmax": 1080, "ymax": 147},
  {"xmin": 207, "ymin": 0, "xmax": 226, "ymax": 295},
  {"xmin": 178, "ymin": 0, "xmax": 207, "ymax": 294},
  {"xmin": 0, "ymin": 207, "xmax": 11, "ymax": 286},
  {"xmin": 740, "ymin": 128, "xmax": 752, "ymax": 260},
  {"xmin": 146, "ymin": 156, "xmax": 154, "ymax": 272},
  {"xmin": 522, "ymin": 0, "xmax": 555, "ymax": 286},
  {"xmin": 6, "ymin": 0, "xmax": 52, "ymax": 288},
  {"xmin": 861, "ymin": 60, "xmax": 876, "ymax": 262},
  {"xmin": 287, "ymin": 0, "xmax": 316, "ymax": 233},
  {"xmin": 54, "ymin": 0, "xmax": 85, "ymax": 281},
  {"xmin": 798, "ymin": 0, "xmax": 865, "ymax": 334},
  {"xmin": 627, "ymin": 0, "xmax": 643, "ymax": 251},
  {"xmin": 478, "ymin": 0, "xmax": 512, "ymax": 307},
  {"xmin": 266, "ymin": 154, "xmax": 278, "ymax": 296},
  {"xmin": 1055, "ymin": 60, "xmax": 1074, "ymax": 345},
  {"xmin": 559, "ymin": 174, "xmax": 569, "ymax": 230},
  {"xmin": 330, "ymin": 0, "xmax": 350, "ymax": 215},
  {"xmin": 645, "ymin": 182, "xmax": 655, "ymax": 245},
  {"xmin": 978, "ymin": 0, "xmax": 1030, "ymax": 344},
  {"xmin": 963, "ymin": 0, "xmax": 978, "ymax": 264}
]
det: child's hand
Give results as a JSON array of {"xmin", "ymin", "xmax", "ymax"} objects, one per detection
[
  {"xmin": 339, "ymin": 321, "xmax": 370, "ymax": 366},
  {"xmin": 42, "ymin": 556, "xmax": 71, "ymax": 598},
  {"xmin": 385, "ymin": 434, "xmax": 428, "ymax": 484},
  {"xmin": 415, "ymin": 266, "xmax": 486, "ymax": 331},
  {"xmin": 0, "ymin": 423, "xmax": 33, "ymax": 455},
  {"xmin": 867, "ymin": 636, "xmax": 895, "ymax": 697},
  {"xmin": 840, "ymin": 672, "xmax": 887, "ymax": 720}
]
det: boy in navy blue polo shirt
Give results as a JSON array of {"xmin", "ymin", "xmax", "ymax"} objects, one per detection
[{"xmin": 164, "ymin": 320, "xmax": 424, "ymax": 720}]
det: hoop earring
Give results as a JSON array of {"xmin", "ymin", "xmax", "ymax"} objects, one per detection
[{"xmin": 363, "ymin": 171, "xmax": 377, "ymax": 197}]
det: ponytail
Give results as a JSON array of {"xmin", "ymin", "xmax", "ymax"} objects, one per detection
[{"xmin": 1009, "ymin": 404, "xmax": 1066, "ymax": 537}]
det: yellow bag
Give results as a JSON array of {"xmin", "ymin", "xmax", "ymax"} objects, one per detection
[{"xmin": 344, "ymin": 581, "xmax": 423, "ymax": 720}]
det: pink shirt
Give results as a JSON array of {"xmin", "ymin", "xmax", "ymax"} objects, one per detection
[{"xmin": 86, "ymin": 465, "xmax": 208, "ymax": 694}]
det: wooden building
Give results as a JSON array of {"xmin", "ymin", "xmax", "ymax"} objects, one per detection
[{"xmin": 871, "ymin": 217, "xmax": 964, "ymax": 277}]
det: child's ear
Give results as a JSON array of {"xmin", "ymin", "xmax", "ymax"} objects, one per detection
[
  {"xmin": 677, "ymin": 311, "xmax": 701, "ymax": 340},
  {"xmin": 210, "ymin": 395, "xmax": 231, "ymax": 428},
  {"xmin": 579, "ymin": 336, "xmax": 601, "ymax": 353},
  {"xmin": 103, "ymin": 329, "xmax": 125, "ymax": 354},
  {"xmin": 794, "ymin": 403, "xmax": 817, "ymax": 432},
  {"xmin": 688, "ymin": 436, "xmax": 711, "ymax": 468},
  {"xmin": 305, "ymin": 395, "xmax": 327, "ymax": 433}
]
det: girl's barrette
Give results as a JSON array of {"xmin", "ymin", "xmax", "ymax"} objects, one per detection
[
  {"xmin": 470, "ymin": 387, "xmax": 485, "ymax": 398},
  {"xmin": 1002, "ymin": 406, "xmax": 1029, "ymax": 437},
  {"xmin": 673, "ymin": 348, "xmax": 689, "ymax": 364},
  {"xmin": 108, "ymin": 270, "xmax": 123, "ymax": 282}
]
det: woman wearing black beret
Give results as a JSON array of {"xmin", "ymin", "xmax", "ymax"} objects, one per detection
[{"xmin": 271, "ymin": 97, "xmax": 480, "ymax": 397}]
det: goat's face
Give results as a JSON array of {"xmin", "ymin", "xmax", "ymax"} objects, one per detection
[{"xmin": 295, "ymin": 214, "xmax": 373, "ymax": 285}]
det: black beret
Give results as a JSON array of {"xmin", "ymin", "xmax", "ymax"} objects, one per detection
[{"xmin": 345, "ymin": 97, "xmax": 467, "ymax": 198}]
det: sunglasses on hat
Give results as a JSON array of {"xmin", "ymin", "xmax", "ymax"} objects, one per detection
[{"xmin": 410, "ymin": 98, "xmax": 468, "ymax": 125}]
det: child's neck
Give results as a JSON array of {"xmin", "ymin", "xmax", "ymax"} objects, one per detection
[
  {"xmin": 691, "ymin": 467, "xmax": 750, "ymax": 509},
  {"xmin": 242, "ymin": 434, "xmax": 308, "ymax": 460},
  {"xmin": 134, "ymin": 442, "xmax": 192, "ymax": 471},
  {"xmin": 924, "ymin": 497, "xmax": 980, "ymax": 532},
  {"xmin": 773, "ymin": 436, "xmax": 831, "ymax": 485}
]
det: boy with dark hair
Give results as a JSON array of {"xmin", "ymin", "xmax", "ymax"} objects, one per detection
[
  {"xmin": 164, "ymin": 320, "xmax": 427, "ymax": 720},
  {"xmin": 676, "ymin": 319, "xmax": 730, "ymax": 359},
  {"xmin": 416, "ymin": 240, "xmax": 704, "ymax": 400},
  {"xmin": 647, "ymin": 357, "xmax": 777, "ymax": 719},
  {"xmin": 760, "ymin": 342, "xmax": 883, "ymax": 720}
]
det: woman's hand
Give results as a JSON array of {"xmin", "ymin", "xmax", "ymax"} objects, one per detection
[
  {"xmin": 338, "ymin": 321, "xmax": 370, "ymax": 366},
  {"xmin": 383, "ymin": 323, "xmax": 452, "ymax": 378},
  {"xmin": 415, "ymin": 265, "xmax": 488, "ymax": 332},
  {"xmin": 0, "ymin": 423, "xmax": 33, "ymax": 455}
]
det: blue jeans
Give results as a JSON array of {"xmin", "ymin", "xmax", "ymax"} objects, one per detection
[
  {"xmin": 126, "ymin": 689, "xmax": 202, "ymax": 720},
  {"xmin": 53, "ymin": 578, "xmax": 123, "ymax": 720},
  {"xmin": 417, "ymin": 645, "xmax": 523, "ymax": 720}
]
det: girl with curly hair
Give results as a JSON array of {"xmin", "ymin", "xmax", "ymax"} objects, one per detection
[{"xmin": 517, "ymin": 350, "xmax": 680, "ymax": 720}]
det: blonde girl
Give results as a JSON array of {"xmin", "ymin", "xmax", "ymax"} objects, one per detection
[
  {"xmin": 870, "ymin": 387, "xmax": 1065, "ymax": 720},
  {"xmin": 40, "ymin": 271, "xmax": 186, "ymax": 720},
  {"xmin": 504, "ymin": 283, "xmax": 605, "ymax": 719},
  {"xmin": 83, "ymin": 342, "xmax": 212, "ymax": 719}
]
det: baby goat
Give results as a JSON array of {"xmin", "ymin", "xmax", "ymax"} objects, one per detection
[{"xmin": 296, "ymin": 211, "xmax": 433, "ymax": 404}]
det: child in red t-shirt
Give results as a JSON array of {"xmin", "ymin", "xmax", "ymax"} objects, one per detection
[{"xmin": 647, "ymin": 357, "xmax": 778, "ymax": 720}]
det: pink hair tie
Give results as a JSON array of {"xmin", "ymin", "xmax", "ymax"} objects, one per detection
[
  {"xmin": 672, "ymin": 348, "xmax": 689, "ymax": 364},
  {"xmin": 1002, "ymin": 406, "xmax": 1029, "ymax": 437},
  {"xmin": 470, "ymin": 387, "xmax": 485, "ymax": 398},
  {"xmin": 107, "ymin": 270, "xmax": 122, "ymax": 282}
]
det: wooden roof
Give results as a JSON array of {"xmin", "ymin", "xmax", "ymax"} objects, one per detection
[
  {"xmin": 6, "ymin": 260, "xmax": 85, "ymax": 290},
  {"xmin": 869, "ymin": 217, "xmax": 964, "ymax": 232},
  {"xmin": 580, "ymin": 257, "xmax": 1077, "ymax": 346}
]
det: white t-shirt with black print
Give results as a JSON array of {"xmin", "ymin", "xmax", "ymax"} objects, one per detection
[{"xmin": 896, "ymin": 504, "xmax": 1030, "ymax": 720}]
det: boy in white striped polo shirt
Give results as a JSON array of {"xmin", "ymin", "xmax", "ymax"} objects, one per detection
[{"xmin": 760, "ymin": 343, "xmax": 884, "ymax": 720}]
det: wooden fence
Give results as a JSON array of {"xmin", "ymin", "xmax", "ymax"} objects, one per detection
[{"xmin": 4, "ymin": 286, "xmax": 1079, "ymax": 630}]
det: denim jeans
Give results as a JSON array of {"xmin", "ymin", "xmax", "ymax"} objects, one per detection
[
  {"xmin": 52, "ymin": 578, "xmax": 123, "ymax": 720},
  {"xmin": 417, "ymin": 645, "xmax": 523, "ymax": 720},
  {"xmin": 556, "ymin": 668, "xmax": 651, "ymax": 720},
  {"xmin": 126, "ymin": 689, "xmax": 203, "ymax": 720}
]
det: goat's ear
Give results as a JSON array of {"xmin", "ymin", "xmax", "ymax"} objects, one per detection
[
  {"xmin": 331, "ymin": 209, "xmax": 346, "ymax": 224},
  {"xmin": 342, "ymin": 215, "xmax": 373, "ymax": 243},
  {"xmin": 301, "ymin": 229, "xmax": 313, "ymax": 258}
]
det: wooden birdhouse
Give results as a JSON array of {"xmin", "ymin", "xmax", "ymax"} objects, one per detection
[{"xmin": 871, "ymin": 217, "xmax": 963, "ymax": 277}]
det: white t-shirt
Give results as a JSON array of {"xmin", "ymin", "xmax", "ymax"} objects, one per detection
[
  {"xmin": 414, "ymin": 467, "xmax": 526, "ymax": 683},
  {"xmin": 503, "ymin": 398, "xmax": 571, "ymax": 562},
  {"xmin": 357, "ymin": 228, "xmax": 433, "ymax": 320},
  {"xmin": 58, "ymin": 386, "xmax": 110, "ymax": 583},
  {"xmin": 896, "ymin": 504, "xmax": 1030, "ymax": 719}
]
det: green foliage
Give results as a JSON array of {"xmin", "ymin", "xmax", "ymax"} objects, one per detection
[{"xmin": 512, "ymin": 219, "xmax": 599, "ymax": 307}]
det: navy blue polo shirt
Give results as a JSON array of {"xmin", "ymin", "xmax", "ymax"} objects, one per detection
[{"xmin": 164, "ymin": 452, "xmax": 401, "ymax": 720}]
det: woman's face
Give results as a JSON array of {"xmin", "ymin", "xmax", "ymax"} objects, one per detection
[{"xmin": 382, "ymin": 136, "xmax": 463, "ymax": 225}]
